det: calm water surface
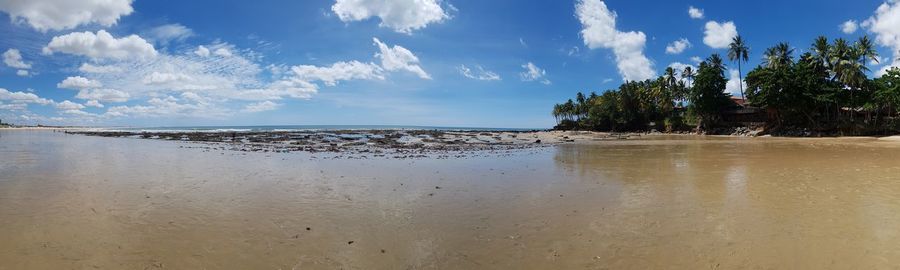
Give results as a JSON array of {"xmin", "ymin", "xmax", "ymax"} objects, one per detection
[{"xmin": 2, "ymin": 130, "xmax": 900, "ymax": 269}]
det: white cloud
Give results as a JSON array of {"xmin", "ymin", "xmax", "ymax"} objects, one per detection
[
  {"xmin": 567, "ymin": 46, "xmax": 581, "ymax": 56},
  {"xmin": 665, "ymin": 38, "xmax": 691, "ymax": 54},
  {"xmin": 103, "ymin": 95, "xmax": 231, "ymax": 119},
  {"xmin": 16, "ymin": 70, "xmax": 28, "ymax": 76},
  {"xmin": 43, "ymin": 30, "xmax": 158, "ymax": 60},
  {"xmin": 863, "ymin": 1, "xmax": 900, "ymax": 76},
  {"xmin": 331, "ymin": 0, "xmax": 450, "ymax": 34},
  {"xmin": 79, "ymin": 63, "xmax": 121, "ymax": 73},
  {"xmin": 147, "ymin": 23, "xmax": 193, "ymax": 45},
  {"xmin": 688, "ymin": 6, "xmax": 704, "ymax": 19},
  {"xmin": 0, "ymin": 102, "xmax": 27, "ymax": 111},
  {"xmin": 55, "ymin": 100, "xmax": 85, "ymax": 110},
  {"xmin": 373, "ymin": 38, "xmax": 430, "ymax": 79},
  {"xmin": 0, "ymin": 88, "xmax": 51, "ymax": 105},
  {"xmin": 291, "ymin": 61, "xmax": 384, "ymax": 86},
  {"xmin": 520, "ymin": 62, "xmax": 550, "ymax": 85},
  {"xmin": 726, "ymin": 70, "xmax": 746, "ymax": 97},
  {"xmin": 85, "ymin": 100, "xmax": 104, "ymax": 108},
  {"xmin": 42, "ymin": 37, "xmax": 431, "ymax": 121},
  {"xmin": 668, "ymin": 62, "xmax": 696, "ymax": 81},
  {"xmin": 214, "ymin": 48, "xmax": 232, "ymax": 57},
  {"xmin": 690, "ymin": 56, "xmax": 703, "ymax": 64},
  {"xmin": 3, "ymin": 49, "xmax": 31, "ymax": 69},
  {"xmin": 840, "ymin": 20, "xmax": 859, "ymax": 34},
  {"xmin": 142, "ymin": 72, "xmax": 193, "ymax": 85},
  {"xmin": 75, "ymin": 89, "xmax": 130, "ymax": 103},
  {"xmin": 0, "ymin": 0, "xmax": 133, "ymax": 32},
  {"xmin": 194, "ymin": 45, "xmax": 210, "ymax": 57},
  {"xmin": 242, "ymin": 101, "xmax": 281, "ymax": 113},
  {"xmin": 703, "ymin": 21, "xmax": 738, "ymax": 49},
  {"xmin": 458, "ymin": 64, "xmax": 501, "ymax": 81},
  {"xmin": 576, "ymin": 0, "xmax": 655, "ymax": 82},
  {"xmin": 57, "ymin": 76, "xmax": 103, "ymax": 90}
]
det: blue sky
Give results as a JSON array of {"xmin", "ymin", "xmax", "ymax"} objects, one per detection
[{"xmin": 1, "ymin": 0, "xmax": 898, "ymax": 128}]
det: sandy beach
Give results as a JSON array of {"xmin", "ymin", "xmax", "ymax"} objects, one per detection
[{"xmin": 5, "ymin": 129, "xmax": 900, "ymax": 269}]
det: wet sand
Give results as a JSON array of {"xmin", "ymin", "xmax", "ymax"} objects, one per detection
[
  {"xmin": 66, "ymin": 129, "xmax": 617, "ymax": 158},
  {"xmin": 3, "ymin": 130, "xmax": 900, "ymax": 269}
]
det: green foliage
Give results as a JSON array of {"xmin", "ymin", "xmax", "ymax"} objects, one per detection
[
  {"xmin": 553, "ymin": 36, "xmax": 900, "ymax": 135},
  {"xmin": 688, "ymin": 54, "xmax": 733, "ymax": 128}
]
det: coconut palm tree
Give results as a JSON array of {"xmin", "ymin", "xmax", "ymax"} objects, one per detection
[
  {"xmin": 708, "ymin": 53, "xmax": 725, "ymax": 71},
  {"xmin": 831, "ymin": 38, "xmax": 869, "ymax": 118},
  {"xmin": 552, "ymin": 104, "xmax": 562, "ymax": 124},
  {"xmin": 664, "ymin": 67, "xmax": 678, "ymax": 88},
  {"xmin": 763, "ymin": 43, "xmax": 794, "ymax": 69},
  {"xmin": 682, "ymin": 66, "xmax": 694, "ymax": 88},
  {"xmin": 728, "ymin": 35, "xmax": 750, "ymax": 100},
  {"xmin": 856, "ymin": 35, "xmax": 879, "ymax": 68},
  {"xmin": 813, "ymin": 36, "xmax": 831, "ymax": 68}
]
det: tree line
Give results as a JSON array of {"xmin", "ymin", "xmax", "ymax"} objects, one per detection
[{"xmin": 553, "ymin": 35, "xmax": 900, "ymax": 135}]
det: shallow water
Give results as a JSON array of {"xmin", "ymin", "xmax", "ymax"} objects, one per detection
[{"xmin": 3, "ymin": 130, "xmax": 900, "ymax": 269}]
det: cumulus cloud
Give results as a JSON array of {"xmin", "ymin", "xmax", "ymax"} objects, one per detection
[
  {"xmin": 214, "ymin": 48, "xmax": 232, "ymax": 57},
  {"xmin": 3, "ymin": 49, "xmax": 31, "ymax": 69},
  {"xmin": 863, "ymin": 1, "xmax": 900, "ymax": 76},
  {"xmin": 0, "ymin": 88, "xmax": 52, "ymax": 105},
  {"xmin": 85, "ymin": 100, "xmax": 104, "ymax": 108},
  {"xmin": 373, "ymin": 38, "xmax": 430, "ymax": 79},
  {"xmin": 146, "ymin": 23, "xmax": 194, "ymax": 45},
  {"xmin": 331, "ymin": 0, "xmax": 451, "ymax": 34},
  {"xmin": 55, "ymin": 100, "xmax": 85, "ymax": 110},
  {"xmin": 841, "ymin": 20, "xmax": 859, "ymax": 34},
  {"xmin": 703, "ymin": 21, "xmax": 738, "ymax": 49},
  {"xmin": 576, "ymin": 0, "xmax": 655, "ymax": 82},
  {"xmin": 142, "ymin": 72, "xmax": 193, "ymax": 85},
  {"xmin": 194, "ymin": 45, "xmax": 210, "ymax": 57},
  {"xmin": 43, "ymin": 30, "xmax": 158, "ymax": 60},
  {"xmin": 0, "ymin": 0, "xmax": 133, "ymax": 32},
  {"xmin": 690, "ymin": 56, "xmax": 703, "ymax": 64},
  {"xmin": 458, "ymin": 64, "xmax": 501, "ymax": 81},
  {"xmin": 726, "ymin": 70, "xmax": 746, "ymax": 97},
  {"xmin": 668, "ymin": 62, "xmax": 697, "ymax": 81},
  {"xmin": 75, "ymin": 89, "xmax": 130, "ymax": 103},
  {"xmin": 57, "ymin": 76, "xmax": 103, "ymax": 90},
  {"xmin": 665, "ymin": 38, "xmax": 691, "ymax": 55},
  {"xmin": 520, "ymin": 62, "xmax": 550, "ymax": 85},
  {"xmin": 53, "ymin": 37, "xmax": 432, "ymax": 121},
  {"xmin": 104, "ymin": 96, "xmax": 229, "ymax": 119},
  {"xmin": 291, "ymin": 61, "xmax": 384, "ymax": 86},
  {"xmin": 242, "ymin": 101, "xmax": 281, "ymax": 113},
  {"xmin": 16, "ymin": 69, "xmax": 28, "ymax": 76},
  {"xmin": 688, "ymin": 6, "xmax": 704, "ymax": 19}
]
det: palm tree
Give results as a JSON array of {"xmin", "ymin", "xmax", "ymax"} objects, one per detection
[
  {"xmin": 831, "ymin": 38, "xmax": 869, "ymax": 118},
  {"xmin": 682, "ymin": 66, "xmax": 694, "ymax": 88},
  {"xmin": 813, "ymin": 36, "xmax": 831, "ymax": 68},
  {"xmin": 552, "ymin": 104, "xmax": 562, "ymax": 124},
  {"xmin": 728, "ymin": 35, "xmax": 750, "ymax": 100},
  {"xmin": 664, "ymin": 67, "xmax": 678, "ymax": 88},
  {"xmin": 575, "ymin": 92, "xmax": 587, "ymax": 120},
  {"xmin": 856, "ymin": 35, "xmax": 879, "ymax": 68},
  {"xmin": 763, "ymin": 42, "xmax": 794, "ymax": 69},
  {"xmin": 708, "ymin": 53, "xmax": 725, "ymax": 71}
]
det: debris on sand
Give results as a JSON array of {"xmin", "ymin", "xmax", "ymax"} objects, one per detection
[{"xmin": 67, "ymin": 129, "xmax": 629, "ymax": 159}]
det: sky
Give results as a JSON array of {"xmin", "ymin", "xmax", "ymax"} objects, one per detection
[{"xmin": 1, "ymin": 0, "xmax": 899, "ymax": 128}]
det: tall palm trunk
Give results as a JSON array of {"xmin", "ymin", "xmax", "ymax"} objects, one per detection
[{"xmin": 738, "ymin": 61, "xmax": 745, "ymax": 100}]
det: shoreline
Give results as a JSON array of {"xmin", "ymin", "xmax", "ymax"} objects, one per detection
[{"xmin": 59, "ymin": 129, "xmax": 900, "ymax": 158}]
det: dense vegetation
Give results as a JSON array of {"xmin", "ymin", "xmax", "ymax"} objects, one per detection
[{"xmin": 553, "ymin": 35, "xmax": 900, "ymax": 136}]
